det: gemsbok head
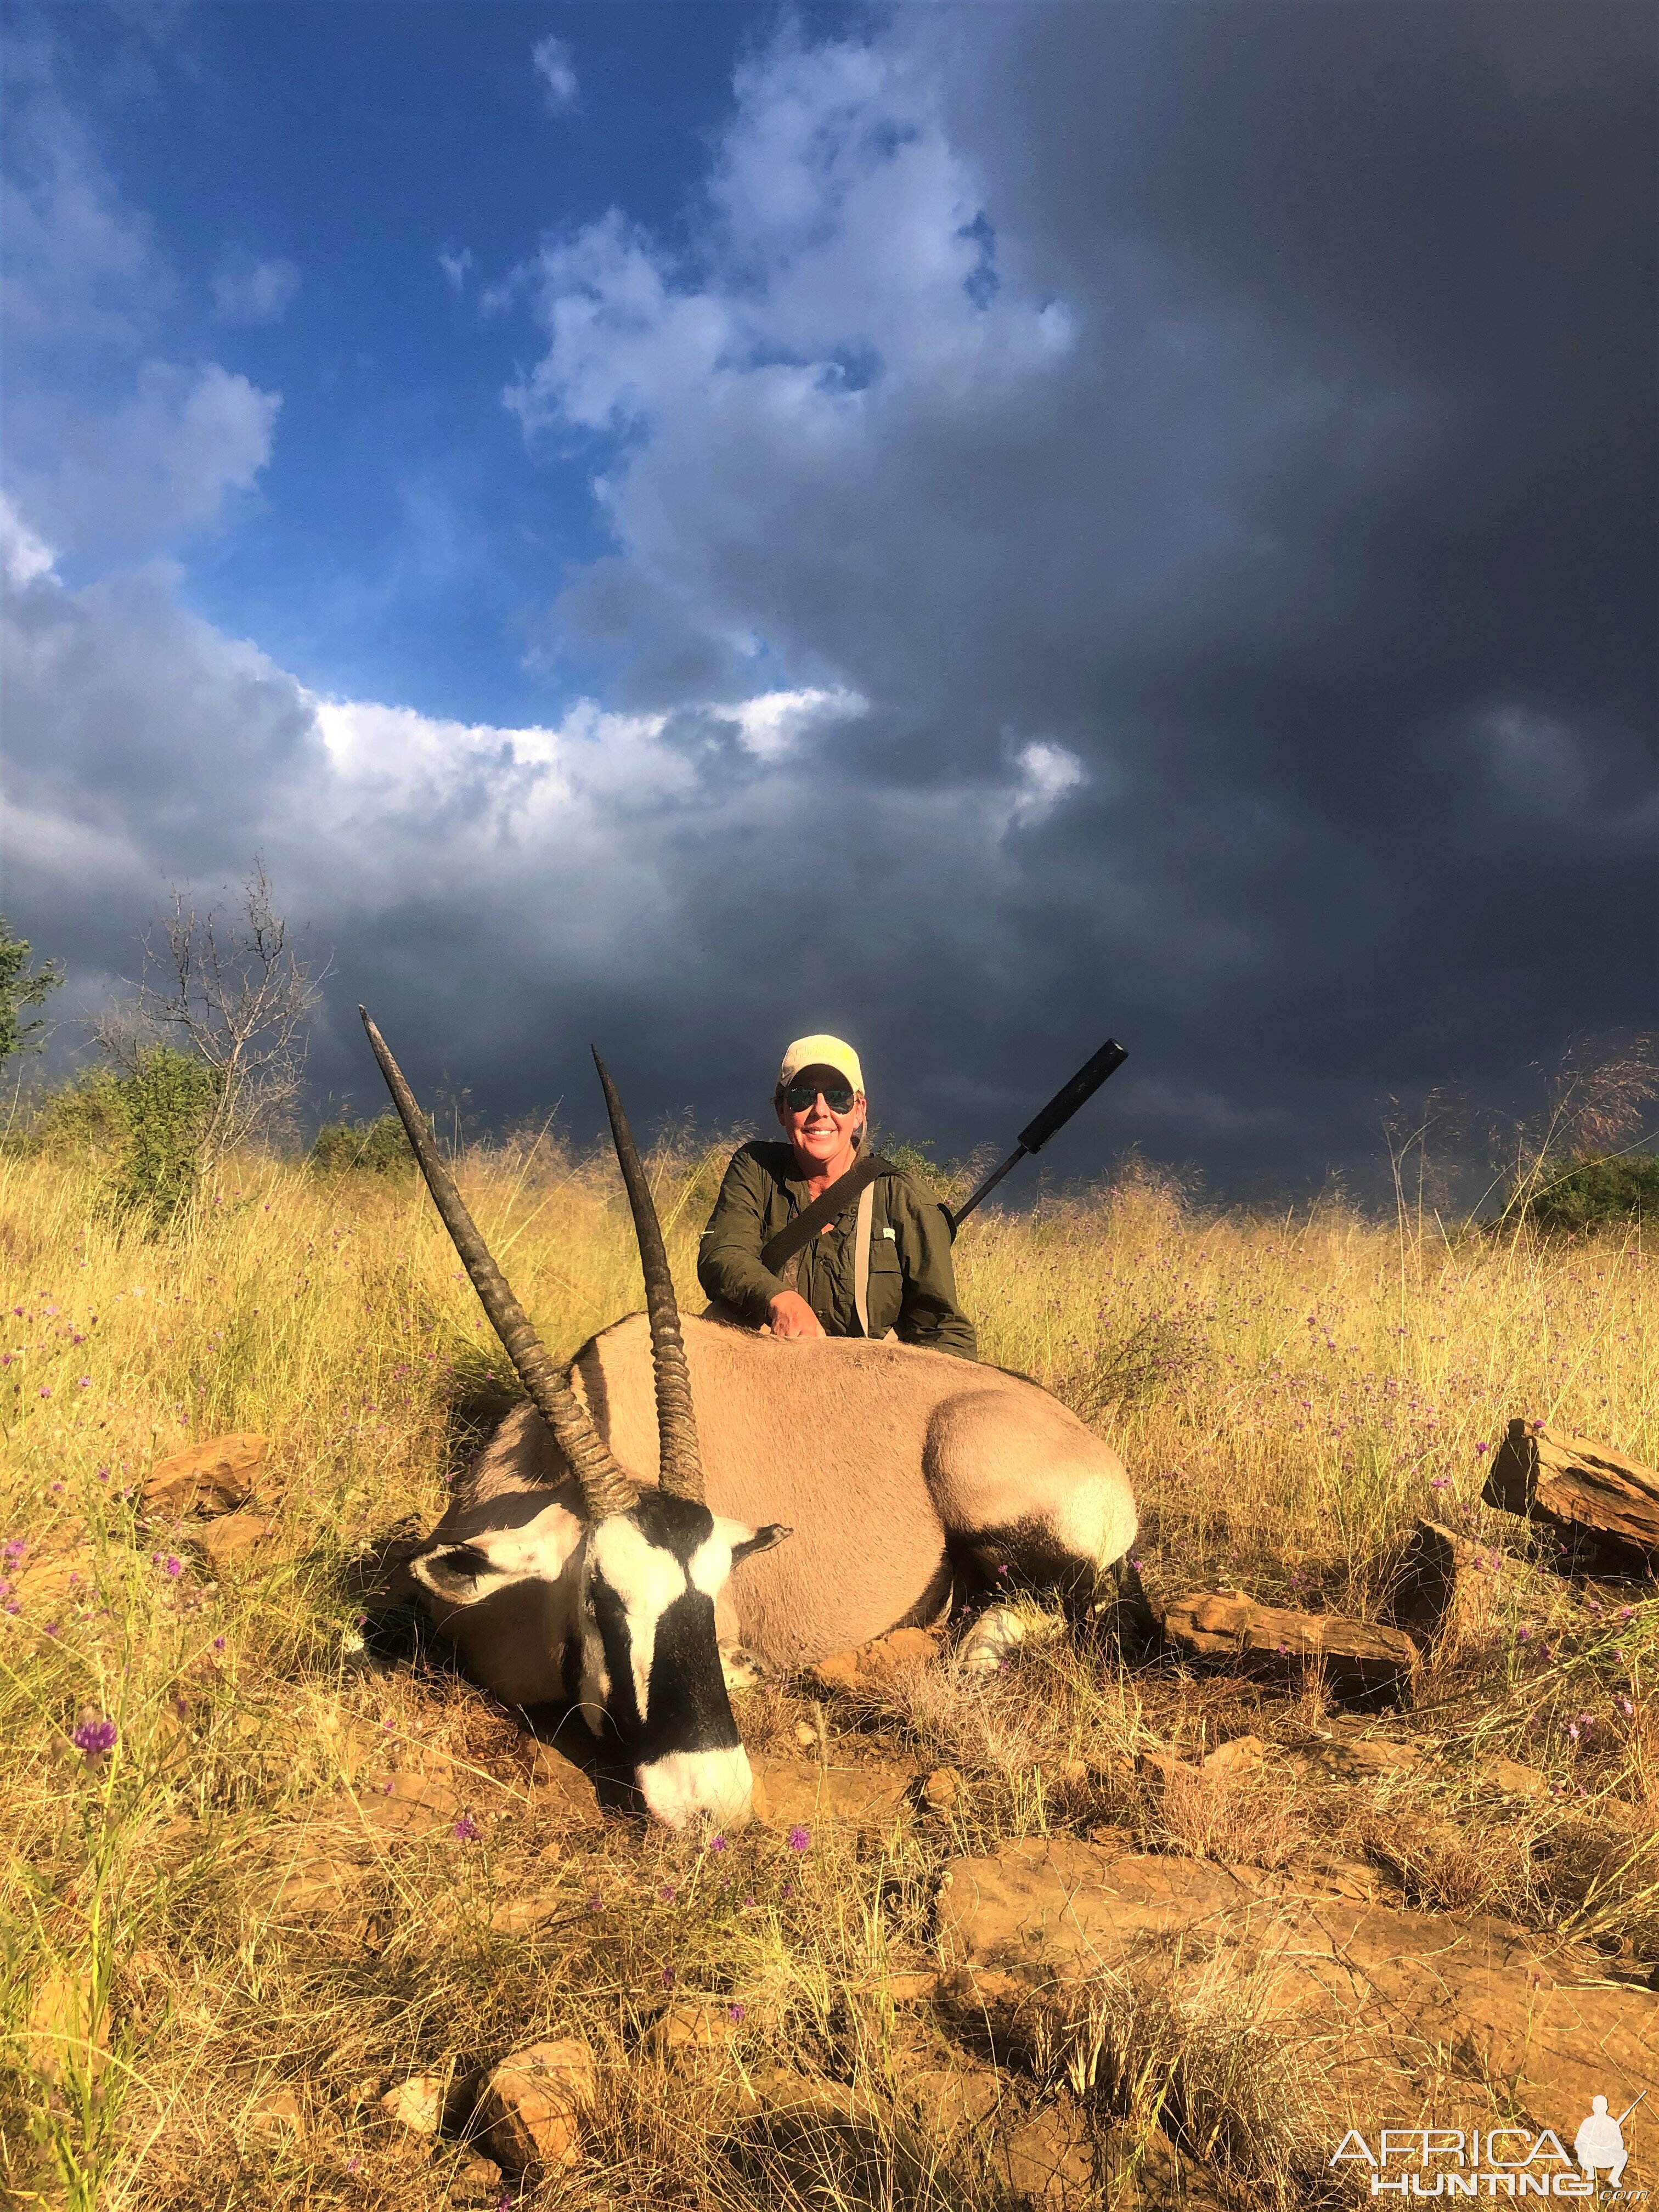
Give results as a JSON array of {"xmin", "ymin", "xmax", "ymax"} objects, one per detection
[{"xmin": 360, "ymin": 1009, "xmax": 790, "ymax": 1830}]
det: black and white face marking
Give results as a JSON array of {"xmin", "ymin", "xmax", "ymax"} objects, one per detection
[{"xmin": 580, "ymin": 1493, "xmax": 791, "ymax": 1830}]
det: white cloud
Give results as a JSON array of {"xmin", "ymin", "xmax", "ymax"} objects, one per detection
[
  {"xmin": 532, "ymin": 34, "xmax": 578, "ymax": 113},
  {"xmin": 725, "ymin": 686, "xmax": 868, "ymax": 760},
  {"xmin": 1008, "ymin": 740, "xmax": 1085, "ymax": 828},
  {"xmin": 507, "ymin": 37, "xmax": 1060, "ymax": 446},
  {"xmin": 17, "ymin": 360, "xmax": 281, "ymax": 554},
  {"xmin": 0, "ymin": 491, "xmax": 57, "ymax": 587},
  {"xmin": 2, "ymin": 551, "xmax": 1090, "ymax": 1061},
  {"xmin": 212, "ymin": 255, "xmax": 301, "ymax": 324},
  {"xmin": 439, "ymin": 246, "xmax": 474, "ymax": 294},
  {"xmin": 0, "ymin": 50, "xmax": 172, "ymax": 349}
]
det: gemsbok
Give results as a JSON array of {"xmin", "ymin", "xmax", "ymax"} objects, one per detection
[{"xmin": 362, "ymin": 1011, "xmax": 1138, "ymax": 1831}]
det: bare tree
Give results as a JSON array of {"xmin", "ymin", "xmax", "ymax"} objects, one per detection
[{"xmin": 94, "ymin": 860, "xmax": 324, "ymax": 1163}]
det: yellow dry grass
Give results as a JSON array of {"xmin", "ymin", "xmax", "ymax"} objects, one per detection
[{"xmin": 0, "ymin": 1139, "xmax": 1654, "ymax": 2209}]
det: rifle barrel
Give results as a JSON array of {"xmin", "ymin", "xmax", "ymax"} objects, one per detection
[
  {"xmin": 948, "ymin": 1036, "xmax": 1128, "ymax": 1234},
  {"xmin": 947, "ymin": 1146, "xmax": 1027, "ymax": 1232}
]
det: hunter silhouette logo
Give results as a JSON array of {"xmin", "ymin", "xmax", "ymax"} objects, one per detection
[
  {"xmin": 1576, "ymin": 2096, "xmax": 1643, "ymax": 2192},
  {"xmin": 1330, "ymin": 2093, "xmax": 1646, "ymax": 2196}
]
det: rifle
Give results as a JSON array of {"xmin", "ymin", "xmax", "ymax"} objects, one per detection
[{"xmin": 948, "ymin": 1036, "xmax": 1127, "ymax": 1233}]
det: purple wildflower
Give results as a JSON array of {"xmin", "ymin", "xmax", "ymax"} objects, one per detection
[
  {"xmin": 659, "ymin": 1883, "xmax": 678, "ymax": 1901},
  {"xmin": 213, "ymin": 1636, "xmax": 225, "ymax": 1651},
  {"xmin": 38, "ymin": 1386, "xmax": 50, "ymax": 1398},
  {"xmin": 72, "ymin": 1717, "xmax": 117, "ymax": 1757},
  {"xmin": 77, "ymin": 1376, "xmax": 91, "ymax": 1389},
  {"xmin": 1430, "ymin": 1477, "xmax": 1448, "ymax": 1491},
  {"xmin": 661, "ymin": 1966, "xmax": 675, "ymax": 1987},
  {"xmin": 727, "ymin": 2004, "xmax": 746, "ymax": 2024},
  {"xmin": 709, "ymin": 1834, "xmax": 727, "ymax": 1854},
  {"xmin": 452, "ymin": 1813, "xmax": 479, "ymax": 1842},
  {"xmin": 44, "ymin": 1621, "xmax": 59, "ymax": 1637},
  {"xmin": 786, "ymin": 1825, "xmax": 811, "ymax": 1852},
  {"xmin": 163, "ymin": 1556, "xmax": 182, "ymax": 1578},
  {"xmin": 587, "ymin": 1891, "xmax": 602, "ymax": 1912}
]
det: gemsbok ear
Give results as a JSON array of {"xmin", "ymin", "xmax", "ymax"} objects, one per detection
[
  {"xmin": 729, "ymin": 1522, "xmax": 793, "ymax": 1565},
  {"xmin": 409, "ymin": 1542, "xmax": 504, "ymax": 1604}
]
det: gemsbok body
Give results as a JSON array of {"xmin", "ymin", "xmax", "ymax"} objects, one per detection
[{"xmin": 361, "ymin": 1011, "xmax": 1137, "ymax": 1832}]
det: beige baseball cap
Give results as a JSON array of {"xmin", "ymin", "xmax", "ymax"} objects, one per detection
[{"xmin": 777, "ymin": 1033, "xmax": 864, "ymax": 1095}]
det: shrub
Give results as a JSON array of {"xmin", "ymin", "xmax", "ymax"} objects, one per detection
[
  {"xmin": 308, "ymin": 1114, "xmax": 416, "ymax": 1176},
  {"xmin": 106, "ymin": 1048, "xmax": 223, "ymax": 1223},
  {"xmin": 1514, "ymin": 1150, "xmax": 1659, "ymax": 1234},
  {"xmin": 25, "ymin": 1069, "xmax": 131, "ymax": 1160}
]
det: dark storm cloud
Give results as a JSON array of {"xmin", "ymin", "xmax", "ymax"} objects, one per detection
[
  {"xmin": 507, "ymin": 4, "xmax": 1655, "ymax": 1190},
  {"xmin": 5, "ymin": 5, "xmax": 1653, "ymax": 1199}
]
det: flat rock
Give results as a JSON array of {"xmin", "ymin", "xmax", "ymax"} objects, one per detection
[
  {"xmin": 246, "ymin": 2084, "xmax": 304, "ymax": 2146},
  {"xmin": 655, "ymin": 1999, "xmax": 752, "ymax": 2053},
  {"xmin": 1306, "ymin": 1734, "xmax": 1421, "ymax": 1781},
  {"xmin": 379, "ymin": 2074, "xmax": 447, "ymax": 2132},
  {"xmin": 1476, "ymin": 1753, "xmax": 1551, "ymax": 1798},
  {"xmin": 9, "ymin": 1542, "xmax": 99, "ymax": 1610},
  {"xmin": 736, "ymin": 2068, "xmax": 880, "ymax": 2127},
  {"xmin": 449, "ymin": 2154, "xmax": 506, "ymax": 2205},
  {"xmin": 937, "ymin": 1837, "xmax": 1658, "ymax": 2127},
  {"xmin": 476, "ymin": 2038, "xmax": 595, "ymax": 2177},
  {"xmin": 749, "ymin": 1755, "xmax": 918, "ymax": 1836},
  {"xmin": 489, "ymin": 1893, "xmax": 566, "ymax": 1935},
  {"xmin": 353, "ymin": 1769, "xmax": 462, "ymax": 1838},
  {"xmin": 923, "ymin": 1765, "xmax": 967, "ymax": 1809},
  {"xmin": 806, "ymin": 1625, "xmax": 943, "ymax": 1697},
  {"xmin": 144, "ymin": 1432, "xmax": 269, "ymax": 1516},
  {"xmin": 191, "ymin": 1509, "xmax": 275, "ymax": 1566},
  {"xmin": 250, "ymin": 1851, "xmax": 366, "ymax": 1925},
  {"xmin": 521, "ymin": 1741, "xmax": 605, "ymax": 1827},
  {"xmin": 1157, "ymin": 1590, "xmax": 1418, "ymax": 1702},
  {"xmin": 1484, "ymin": 1418, "xmax": 1659, "ymax": 1559},
  {"xmin": 1200, "ymin": 1734, "xmax": 1266, "ymax": 1775}
]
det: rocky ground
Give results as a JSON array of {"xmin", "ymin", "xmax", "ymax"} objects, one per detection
[{"xmin": 28, "ymin": 1451, "xmax": 1647, "ymax": 2212}]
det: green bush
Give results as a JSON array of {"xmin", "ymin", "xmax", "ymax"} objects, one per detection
[
  {"xmin": 26, "ymin": 1068, "xmax": 131, "ymax": 1159},
  {"xmin": 1516, "ymin": 1150, "xmax": 1659, "ymax": 1234},
  {"xmin": 308, "ymin": 1114, "xmax": 416, "ymax": 1176},
  {"xmin": 22, "ymin": 1048, "xmax": 223, "ymax": 1221},
  {"xmin": 108, "ymin": 1048, "xmax": 223, "ymax": 1222}
]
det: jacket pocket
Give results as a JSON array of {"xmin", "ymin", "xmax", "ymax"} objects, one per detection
[{"xmin": 866, "ymin": 1233, "xmax": 903, "ymax": 1338}]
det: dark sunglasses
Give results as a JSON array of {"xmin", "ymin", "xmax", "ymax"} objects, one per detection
[{"xmin": 783, "ymin": 1082, "xmax": 856, "ymax": 1114}]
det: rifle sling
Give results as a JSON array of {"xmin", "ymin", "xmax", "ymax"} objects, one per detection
[{"xmin": 760, "ymin": 1155, "xmax": 887, "ymax": 1276}]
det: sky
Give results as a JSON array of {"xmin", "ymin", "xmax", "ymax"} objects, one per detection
[{"xmin": 2, "ymin": 0, "xmax": 1655, "ymax": 1200}]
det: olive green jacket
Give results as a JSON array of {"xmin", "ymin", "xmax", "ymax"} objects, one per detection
[{"xmin": 697, "ymin": 1142, "xmax": 978, "ymax": 1361}]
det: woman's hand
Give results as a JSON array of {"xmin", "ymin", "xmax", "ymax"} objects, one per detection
[{"xmin": 768, "ymin": 1290, "xmax": 826, "ymax": 1339}]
